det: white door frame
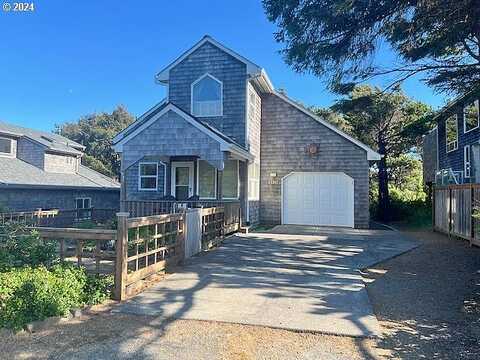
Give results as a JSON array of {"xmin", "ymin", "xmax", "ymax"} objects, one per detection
[
  {"xmin": 281, "ymin": 171, "xmax": 355, "ymax": 227},
  {"xmin": 171, "ymin": 161, "xmax": 195, "ymax": 198}
]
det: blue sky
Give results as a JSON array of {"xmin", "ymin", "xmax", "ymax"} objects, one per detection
[{"xmin": 0, "ymin": 0, "xmax": 448, "ymax": 132}]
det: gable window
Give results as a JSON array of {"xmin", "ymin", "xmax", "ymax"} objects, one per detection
[
  {"xmin": 197, "ymin": 160, "xmax": 217, "ymax": 199},
  {"xmin": 222, "ymin": 160, "xmax": 239, "ymax": 199},
  {"xmin": 138, "ymin": 162, "xmax": 158, "ymax": 191},
  {"xmin": 464, "ymin": 100, "xmax": 479, "ymax": 133},
  {"xmin": 0, "ymin": 137, "xmax": 12, "ymax": 156},
  {"xmin": 191, "ymin": 74, "xmax": 223, "ymax": 117},
  {"xmin": 248, "ymin": 162, "xmax": 260, "ymax": 200},
  {"xmin": 445, "ymin": 115, "xmax": 458, "ymax": 152},
  {"xmin": 464, "ymin": 145, "xmax": 472, "ymax": 178},
  {"xmin": 75, "ymin": 197, "xmax": 91, "ymax": 220}
]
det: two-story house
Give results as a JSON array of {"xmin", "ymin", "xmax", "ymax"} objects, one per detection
[
  {"xmin": 0, "ymin": 121, "xmax": 120, "ymax": 212},
  {"xmin": 113, "ymin": 36, "xmax": 381, "ymax": 228},
  {"xmin": 423, "ymin": 86, "xmax": 480, "ymax": 187}
]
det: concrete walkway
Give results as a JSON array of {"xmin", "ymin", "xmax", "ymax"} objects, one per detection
[{"xmin": 114, "ymin": 225, "xmax": 418, "ymax": 337}]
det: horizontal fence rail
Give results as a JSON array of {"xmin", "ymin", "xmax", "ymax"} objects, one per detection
[
  {"xmin": 121, "ymin": 200, "xmax": 241, "ymax": 234},
  {"xmin": 433, "ymin": 184, "xmax": 480, "ymax": 247},
  {"xmin": 36, "ymin": 227, "xmax": 117, "ymax": 275}
]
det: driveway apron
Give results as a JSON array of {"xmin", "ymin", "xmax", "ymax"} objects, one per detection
[{"xmin": 114, "ymin": 225, "xmax": 418, "ymax": 337}]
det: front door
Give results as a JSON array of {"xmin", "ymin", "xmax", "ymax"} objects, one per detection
[{"xmin": 171, "ymin": 162, "xmax": 194, "ymax": 200}]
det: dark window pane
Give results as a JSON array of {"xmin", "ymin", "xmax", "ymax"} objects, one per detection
[
  {"xmin": 0, "ymin": 138, "xmax": 12, "ymax": 154},
  {"xmin": 140, "ymin": 163, "xmax": 157, "ymax": 176},
  {"xmin": 141, "ymin": 177, "xmax": 157, "ymax": 189},
  {"xmin": 175, "ymin": 186, "xmax": 189, "ymax": 200}
]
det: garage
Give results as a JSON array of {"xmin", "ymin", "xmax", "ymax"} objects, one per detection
[{"xmin": 282, "ymin": 172, "xmax": 354, "ymax": 228}]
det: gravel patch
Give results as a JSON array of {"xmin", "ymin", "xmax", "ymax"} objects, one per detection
[
  {"xmin": 364, "ymin": 228, "xmax": 480, "ymax": 359},
  {"xmin": 0, "ymin": 306, "xmax": 383, "ymax": 360}
]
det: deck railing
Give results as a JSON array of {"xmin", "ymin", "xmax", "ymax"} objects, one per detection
[{"xmin": 121, "ymin": 200, "xmax": 241, "ymax": 234}]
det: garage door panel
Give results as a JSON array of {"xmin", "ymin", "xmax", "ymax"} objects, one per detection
[{"xmin": 282, "ymin": 172, "xmax": 354, "ymax": 228}]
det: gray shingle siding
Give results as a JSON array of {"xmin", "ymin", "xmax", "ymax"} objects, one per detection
[
  {"xmin": 125, "ymin": 158, "xmax": 167, "ymax": 200},
  {"xmin": 168, "ymin": 42, "xmax": 248, "ymax": 147},
  {"xmin": 0, "ymin": 188, "xmax": 119, "ymax": 212},
  {"xmin": 17, "ymin": 138, "xmax": 44, "ymax": 169},
  {"xmin": 260, "ymin": 94, "xmax": 370, "ymax": 229}
]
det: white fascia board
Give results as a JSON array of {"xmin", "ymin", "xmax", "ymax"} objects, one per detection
[
  {"xmin": 274, "ymin": 91, "xmax": 382, "ymax": 161},
  {"xmin": 155, "ymin": 36, "xmax": 263, "ymax": 83}
]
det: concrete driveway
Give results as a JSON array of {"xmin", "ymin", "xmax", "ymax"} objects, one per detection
[{"xmin": 115, "ymin": 225, "xmax": 418, "ymax": 337}]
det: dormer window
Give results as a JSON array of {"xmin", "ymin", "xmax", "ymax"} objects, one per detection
[
  {"xmin": 0, "ymin": 137, "xmax": 13, "ymax": 156},
  {"xmin": 191, "ymin": 74, "xmax": 223, "ymax": 117}
]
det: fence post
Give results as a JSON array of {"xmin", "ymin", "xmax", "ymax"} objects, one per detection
[{"xmin": 114, "ymin": 212, "xmax": 129, "ymax": 301}]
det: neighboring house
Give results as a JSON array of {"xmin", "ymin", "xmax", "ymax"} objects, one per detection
[
  {"xmin": 0, "ymin": 121, "xmax": 120, "ymax": 212},
  {"xmin": 423, "ymin": 86, "xmax": 480, "ymax": 186},
  {"xmin": 113, "ymin": 35, "xmax": 381, "ymax": 228}
]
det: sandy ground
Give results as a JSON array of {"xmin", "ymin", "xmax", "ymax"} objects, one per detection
[
  {"xmin": 1, "ymin": 228, "xmax": 479, "ymax": 359},
  {"xmin": 364, "ymin": 228, "xmax": 480, "ymax": 359},
  {"xmin": 0, "ymin": 304, "xmax": 381, "ymax": 360}
]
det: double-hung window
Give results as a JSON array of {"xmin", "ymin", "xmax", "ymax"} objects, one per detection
[
  {"xmin": 445, "ymin": 115, "xmax": 458, "ymax": 152},
  {"xmin": 191, "ymin": 74, "xmax": 223, "ymax": 117},
  {"xmin": 464, "ymin": 100, "xmax": 479, "ymax": 133},
  {"xmin": 464, "ymin": 145, "xmax": 472, "ymax": 178},
  {"xmin": 75, "ymin": 197, "xmax": 91, "ymax": 220},
  {"xmin": 222, "ymin": 160, "xmax": 239, "ymax": 199},
  {"xmin": 198, "ymin": 160, "xmax": 217, "ymax": 199},
  {"xmin": 138, "ymin": 162, "xmax": 158, "ymax": 191},
  {"xmin": 0, "ymin": 137, "xmax": 13, "ymax": 156}
]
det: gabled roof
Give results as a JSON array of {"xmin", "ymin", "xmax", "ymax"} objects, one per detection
[
  {"xmin": 273, "ymin": 91, "xmax": 382, "ymax": 161},
  {"xmin": 0, "ymin": 157, "xmax": 120, "ymax": 190},
  {"xmin": 432, "ymin": 85, "xmax": 480, "ymax": 122},
  {"xmin": 0, "ymin": 120, "xmax": 84, "ymax": 156},
  {"xmin": 112, "ymin": 102, "xmax": 253, "ymax": 161},
  {"xmin": 155, "ymin": 35, "xmax": 274, "ymax": 93}
]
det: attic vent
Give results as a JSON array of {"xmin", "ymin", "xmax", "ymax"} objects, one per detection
[{"xmin": 41, "ymin": 135, "xmax": 53, "ymax": 142}]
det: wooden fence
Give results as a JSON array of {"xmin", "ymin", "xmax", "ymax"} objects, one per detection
[
  {"xmin": 1, "ymin": 206, "xmax": 231, "ymax": 301},
  {"xmin": 0, "ymin": 208, "xmax": 118, "ymax": 228},
  {"xmin": 121, "ymin": 200, "xmax": 241, "ymax": 234},
  {"xmin": 433, "ymin": 184, "xmax": 480, "ymax": 247}
]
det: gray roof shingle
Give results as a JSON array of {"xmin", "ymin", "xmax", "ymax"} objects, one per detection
[
  {"xmin": 0, "ymin": 157, "xmax": 120, "ymax": 190},
  {"xmin": 0, "ymin": 121, "xmax": 84, "ymax": 156}
]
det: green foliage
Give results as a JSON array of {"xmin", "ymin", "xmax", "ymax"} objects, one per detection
[
  {"xmin": 0, "ymin": 222, "xmax": 57, "ymax": 270},
  {"xmin": 0, "ymin": 264, "xmax": 113, "ymax": 330},
  {"xmin": 262, "ymin": 0, "xmax": 480, "ymax": 94},
  {"xmin": 0, "ymin": 264, "xmax": 86, "ymax": 330},
  {"xmin": 83, "ymin": 274, "xmax": 113, "ymax": 305},
  {"xmin": 55, "ymin": 105, "xmax": 134, "ymax": 177}
]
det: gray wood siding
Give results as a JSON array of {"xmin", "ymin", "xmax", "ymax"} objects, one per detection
[
  {"xmin": 168, "ymin": 42, "xmax": 248, "ymax": 147},
  {"xmin": 260, "ymin": 94, "xmax": 370, "ymax": 228}
]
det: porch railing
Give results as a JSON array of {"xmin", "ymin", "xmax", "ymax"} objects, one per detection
[{"xmin": 121, "ymin": 200, "xmax": 241, "ymax": 234}]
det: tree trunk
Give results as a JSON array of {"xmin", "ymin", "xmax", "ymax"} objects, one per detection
[{"xmin": 377, "ymin": 141, "xmax": 390, "ymax": 222}]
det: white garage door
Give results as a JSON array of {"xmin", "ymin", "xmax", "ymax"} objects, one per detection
[{"xmin": 282, "ymin": 172, "xmax": 354, "ymax": 228}]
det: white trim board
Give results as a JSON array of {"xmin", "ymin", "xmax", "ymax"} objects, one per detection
[
  {"xmin": 273, "ymin": 91, "xmax": 382, "ymax": 161},
  {"xmin": 112, "ymin": 103, "xmax": 253, "ymax": 161}
]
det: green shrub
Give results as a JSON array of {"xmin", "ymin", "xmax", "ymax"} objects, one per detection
[
  {"xmin": 0, "ymin": 222, "xmax": 57, "ymax": 270},
  {"xmin": 0, "ymin": 264, "xmax": 86, "ymax": 330},
  {"xmin": 0, "ymin": 264, "xmax": 113, "ymax": 330}
]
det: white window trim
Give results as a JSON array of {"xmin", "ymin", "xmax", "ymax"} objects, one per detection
[
  {"xmin": 196, "ymin": 159, "xmax": 218, "ymax": 200},
  {"xmin": 190, "ymin": 73, "xmax": 223, "ymax": 118},
  {"xmin": 446, "ymin": 114, "xmax": 459, "ymax": 153},
  {"xmin": 463, "ymin": 99, "xmax": 480, "ymax": 134},
  {"xmin": 138, "ymin": 161, "xmax": 159, "ymax": 191},
  {"xmin": 222, "ymin": 160, "xmax": 240, "ymax": 200},
  {"xmin": 464, "ymin": 145, "xmax": 471, "ymax": 178},
  {"xmin": 0, "ymin": 136, "xmax": 14, "ymax": 157},
  {"xmin": 170, "ymin": 161, "xmax": 195, "ymax": 198}
]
